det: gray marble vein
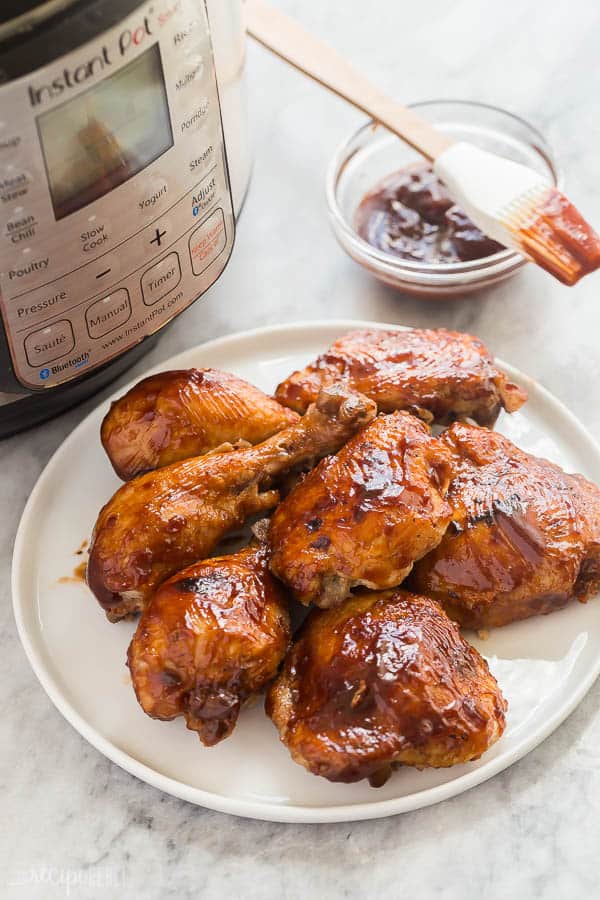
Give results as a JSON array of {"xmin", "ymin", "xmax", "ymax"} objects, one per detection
[{"xmin": 2, "ymin": 1, "xmax": 600, "ymax": 897}]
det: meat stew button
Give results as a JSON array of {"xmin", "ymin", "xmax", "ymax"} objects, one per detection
[
  {"xmin": 24, "ymin": 319, "xmax": 75, "ymax": 367},
  {"xmin": 141, "ymin": 252, "xmax": 181, "ymax": 306},
  {"xmin": 85, "ymin": 289, "xmax": 132, "ymax": 339}
]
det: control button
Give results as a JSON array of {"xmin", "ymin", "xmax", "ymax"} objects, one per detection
[
  {"xmin": 175, "ymin": 58, "xmax": 204, "ymax": 93},
  {"xmin": 24, "ymin": 319, "xmax": 75, "ymax": 367},
  {"xmin": 188, "ymin": 208, "xmax": 226, "ymax": 276},
  {"xmin": 5, "ymin": 213, "xmax": 36, "ymax": 244},
  {"xmin": 191, "ymin": 174, "xmax": 217, "ymax": 217},
  {"xmin": 0, "ymin": 170, "xmax": 29, "ymax": 204},
  {"xmin": 150, "ymin": 227, "xmax": 167, "ymax": 248},
  {"xmin": 141, "ymin": 253, "xmax": 181, "ymax": 306},
  {"xmin": 138, "ymin": 177, "xmax": 168, "ymax": 215},
  {"xmin": 80, "ymin": 223, "xmax": 109, "ymax": 254},
  {"xmin": 6, "ymin": 254, "xmax": 50, "ymax": 286},
  {"xmin": 85, "ymin": 289, "xmax": 131, "ymax": 339},
  {"xmin": 92, "ymin": 253, "xmax": 121, "ymax": 284},
  {"xmin": 0, "ymin": 135, "xmax": 21, "ymax": 154}
]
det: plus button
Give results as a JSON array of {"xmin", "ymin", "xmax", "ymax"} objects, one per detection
[{"xmin": 150, "ymin": 227, "xmax": 166, "ymax": 248}]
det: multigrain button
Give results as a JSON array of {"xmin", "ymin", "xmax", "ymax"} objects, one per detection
[
  {"xmin": 86, "ymin": 289, "xmax": 131, "ymax": 339},
  {"xmin": 24, "ymin": 319, "xmax": 74, "ymax": 367},
  {"xmin": 188, "ymin": 208, "xmax": 226, "ymax": 276},
  {"xmin": 141, "ymin": 252, "xmax": 181, "ymax": 306}
]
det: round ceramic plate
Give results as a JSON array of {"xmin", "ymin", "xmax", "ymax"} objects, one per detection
[{"xmin": 12, "ymin": 320, "xmax": 600, "ymax": 823}]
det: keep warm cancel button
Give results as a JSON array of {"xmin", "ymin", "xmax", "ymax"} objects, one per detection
[{"xmin": 188, "ymin": 208, "xmax": 226, "ymax": 276}]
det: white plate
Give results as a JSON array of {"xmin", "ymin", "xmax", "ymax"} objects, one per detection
[{"xmin": 12, "ymin": 320, "xmax": 600, "ymax": 823}]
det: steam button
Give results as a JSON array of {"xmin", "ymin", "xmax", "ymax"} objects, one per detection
[{"xmin": 24, "ymin": 319, "xmax": 75, "ymax": 367}]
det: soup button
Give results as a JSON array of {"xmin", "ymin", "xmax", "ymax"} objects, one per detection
[{"xmin": 24, "ymin": 319, "xmax": 74, "ymax": 367}]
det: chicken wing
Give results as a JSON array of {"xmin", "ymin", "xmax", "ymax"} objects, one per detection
[
  {"xmin": 127, "ymin": 545, "xmax": 290, "ymax": 746},
  {"xmin": 275, "ymin": 328, "xmax": 527, "ymax": 426},
  {"xmin": 266, "ymin": 589, "xmax": 506, "ymax": 785},
  {"xmin": 268, "ymin": 411, "xmax": 453, "ymax": 608},
  {"xmin": 409, "ymin": 423, "xmax": 600, "ymax": 628},
  {"xmin": 87, "ymin": 385, "xmax": 376, "ymax": 621},
  {"xmin": 101, "ymin": 368, "xmax": 299, "ymax": 480}
]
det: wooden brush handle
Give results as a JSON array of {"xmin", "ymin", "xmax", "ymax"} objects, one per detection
[{"xmin": 245, "ymin": 0, "xmax": 452, "ymax": 160}]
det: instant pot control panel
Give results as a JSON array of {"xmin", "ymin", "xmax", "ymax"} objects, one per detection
[{"xmin": 0, "ymin": 0, "xmax": 235, "ymax": 391}]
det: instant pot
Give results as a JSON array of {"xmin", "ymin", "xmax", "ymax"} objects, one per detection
[{"xmin": 0, "ymin": 0, "xmax": 250, "ymax": 436}]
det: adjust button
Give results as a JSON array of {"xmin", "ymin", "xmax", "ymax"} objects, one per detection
[
  {"xmin": 141, "ymin": 252, "xmax": 181, "ymax": 306},
  {"xmin": 24, "ymin": 319, "xmax": 75, "ymax": 367},
  {"xmin": 86, "ymin": 289, "xmax": 131, "ymax": 339}
]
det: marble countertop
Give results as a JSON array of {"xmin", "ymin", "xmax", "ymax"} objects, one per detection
[{"xmin": 2, "ymin": 1, "xmax": 600, "ymax": 897}]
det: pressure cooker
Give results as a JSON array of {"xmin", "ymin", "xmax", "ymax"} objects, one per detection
[{"xmin": 0, "ymin": 0, "xmax": 250, "ymax": 436}]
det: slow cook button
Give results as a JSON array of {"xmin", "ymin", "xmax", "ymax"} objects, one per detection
[
  {"xmin": 141, "ymin": 252, "xmax": 181, "ymax": 306},
  {"xmin": 85, "ymin": 289, "xmax": 132, "ymax": 339},
  {"xmin": 188, "ymin": 208, "xmax": 226, "ymax": 276},
  {"xmin": 24, "ymin": 319, "xmax": 75, "ymax": 367}
]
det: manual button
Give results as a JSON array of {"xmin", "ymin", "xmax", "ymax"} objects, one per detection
[
  {"xmin": 86, "ymin": 289, "xmax": 132, "ymax": 339},
  {"xmin": 24, "ymin": 319, "xmax": 75, "ymax": 367},
  {"xmin": 141, "ymin": 252, "xmax": 181, "ymax": 306}
]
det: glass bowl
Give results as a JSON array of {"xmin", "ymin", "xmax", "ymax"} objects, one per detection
[{"xmin": 326, "ymin": 100, "xmax": 562, "ymax": 298}]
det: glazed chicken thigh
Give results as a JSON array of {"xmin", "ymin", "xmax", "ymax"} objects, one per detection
[
  {"xmin": 275, "ymin": 328, "xmax": 527, "ymax": 426},
  {"xmin": 128, "ymin": 545, "xmax": 291, "ymax": 746},
  {"xmin": 102, "ymin": 368, "xmax": 299, "ymax": 480},
  {"xmin": 87, "ymin": 385, "xmax": 376, "ymax": 621},
  {"xmin": 409, "ymin": 423, "xmax": 600, "ymax": 628},
  {"xmin": 267, "ymin": 589, "xmax": 507, "ymax": 785},
  {"xmin": 269, "ymin": 411, "xmax": 453, "ymax": 607}
]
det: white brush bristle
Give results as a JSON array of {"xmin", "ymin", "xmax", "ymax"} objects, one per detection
[{"xmin": 433, "ymin": 142, "xmax": 551, "ymax": 252}]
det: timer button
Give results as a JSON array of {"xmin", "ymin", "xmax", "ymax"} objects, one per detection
[
  {"xmin": 24, "ymin": 319, "xmax": 75, "ymax": 367},
  {"xmin": 86, "ymin": 289, "xmax": 132, "ymax": 339},
  {"xmin": 141, "ymin": 252, "xmax": 181, "ymax": 306}
]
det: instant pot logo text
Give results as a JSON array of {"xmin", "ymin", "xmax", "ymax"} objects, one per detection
[{"xmin": 27, "ymin": 12, "xmax": 155, "ymax": 106}]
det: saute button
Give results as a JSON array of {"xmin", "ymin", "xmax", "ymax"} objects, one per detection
[
  {"xmin": 188, "ymin": 208, "xmax": 226, "ymax": 276},
  {"xmin": 86, "ymin": 289, "xmax": 132, "ymax": 339},
  {"xmin": 24, "ymin": 319, "xmax": 75, "ymax": 367},
  {"xmin": 141, "ymin": 252, "xmax": 181, "ymax": 306}
]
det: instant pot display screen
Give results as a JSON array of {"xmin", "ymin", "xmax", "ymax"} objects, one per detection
[{"xmin": 36, "ymin": 43, "xmax": 173, "ymax": 220}]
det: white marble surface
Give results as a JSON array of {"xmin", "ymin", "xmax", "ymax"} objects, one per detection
[{"xmin": 2, "ymin": 1, "xmax": 600, "ymax": 897}]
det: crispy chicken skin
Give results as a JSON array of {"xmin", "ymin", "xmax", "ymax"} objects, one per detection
[
  {"xmin": 268, "ymin": 411, "xmax": 454, "ymax": 608},
  {"xmin": 101, "ymin": 368, "xmax": 299, "ymax": 480},
  {"xmin": 87, "ymin": 385, "xmax": 376, "ymax": 621},
  {"xmin": 127, "ymin": 545, "xmax": 291, "ymax": 746},
  {"xmin": 275, "ymin": 328, "xmax": 527, "ymax": 426},
  {"xmin": 409, "ymin": 423, "xmax": 600, "ymax": 628},
  {"xmin": 266, "ymin": 590, "xmax": 506, "ymax": 785}
]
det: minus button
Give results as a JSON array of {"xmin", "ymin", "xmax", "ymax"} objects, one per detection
[{"xmin": 96, "ymin": 268, "xmax": 111, "ymax": 279}]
